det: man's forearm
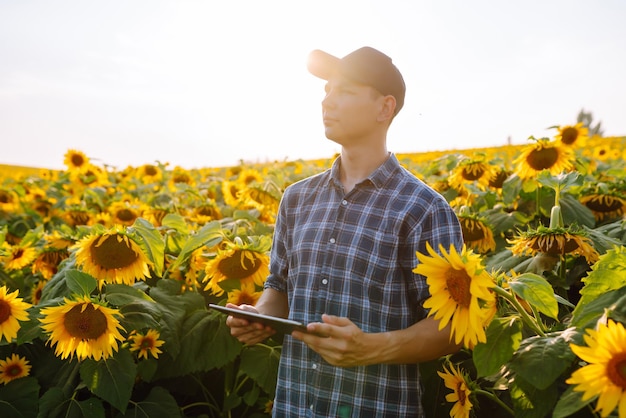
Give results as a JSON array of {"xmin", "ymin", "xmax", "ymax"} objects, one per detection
[
  {"xmin": 368, "ymin": 317, "xmax": 461, "ymax": 365},
  {"xmin": 254, "ymin": 287, "xmax": 289, "ymax": 319}
]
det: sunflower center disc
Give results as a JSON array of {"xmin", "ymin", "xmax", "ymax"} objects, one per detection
[
  {"xmin": 608, "ymin": 353, "xmax": 626, "ymax": 389},
  {"xmin": 561, "ymin": 127, "xmax": 578, "ymax": 145},
  {"xmin": 92, "ymin": 235, "xmax": 138, "ymax": 269},
  {"xmin": 64, "ymin": 303, "xmax": 108, "ymax": 340},
  {"xmin": 218, "ymin": 250, "xmax": 260, "ymax": 280},
  {"xmin": 461, "ymin": 219, "xmax": 486, "ymax": 242},
  {"xmin": 0, "ymin": 300, "xmax": 11, "ymax": 323},
  {"xmin": 527, "ymin": 147, "xmax": 558, "ymax": 170},
  {"xmin": 462, "ymin": 166, "xmax": 484, "ymax": 181},
  {"xmin": 446, "ymin": 268, "xmax": 472, "ymax": 308}
]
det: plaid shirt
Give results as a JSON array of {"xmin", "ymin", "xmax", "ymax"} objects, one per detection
[{"xmin": 264, "ymin": 154, "xmax": 463, "ymax": 417}]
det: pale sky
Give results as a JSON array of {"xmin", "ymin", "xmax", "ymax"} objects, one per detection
[{"xmin": 1, "ymin": 0, "xmax": 625, "ymax": 170}]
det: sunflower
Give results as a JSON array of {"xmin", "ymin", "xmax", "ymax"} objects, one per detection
[
  {"xmin": 221, "ymin": 180, "xmax": 243, "ymax": 208},
  {"xmin": 1, "ymin": 243, "xmax": 38, "ymax": 271},
  {"xmin": 63, "ymin": 205, "xmax": 94, "ymax": 227},
  {"xmin": 63, "ymin": 149, "xmax": 90, "ymax": 173},
  {"xmin": 488, "ymin": 167, "xmax": 510, "ymax": 189},
  {"xmin": 203, "ymin": 238, "xmax": 270, "ymax": 296},
  {"xmin": 437, "ymin": 362, "xmax": 474, "ymax": 418},
  {"xmin": 458, "ymin": 215, "xmax": 496, "ymax": 254},
  {"xmin": 69, "ymin": 163, "xmax": 109, "ymax": 188},
  {"xmin": 553, "ymin": 122, "xmax": 589, "ymax": 147},
  {"xmin": 39, "ymin": 295, "xmax": 125, "ymax": 361},
  {"xmin": 227, "ymin": 281, "xmax": 263, "ymax": 306},
  {"xmin": 237, "ymin": 168, "xmax": 264, "ymax": 187},
  {"xmin": 191, "ymin": 200, "xmax": 223, "ymax": 224},
  {"xmin": 508, "ymin": 225, "xmax": 599, "ymax": 264},
  {"xmin": 513, "ymin": 138, "xmax": 575, "ymax": 180},
  {"xmin": 580, "ymin": 193, "xmax": 626, "ymax": 222},
  {"xmin": 169, "ymin": 166, "xmax": 195, "ymax": 187},
  {"xmin": 107, "ymin": 200, "xmax": 146, "ymax": 227},
  {"xmin": 566, "ymin": 319, "xmax": 626, "ymax": 418},
  {"xmin": 0, "ymin": 286, "xmax": 32, "ymax": 343},
  {"xmin": 32, "ymin": 248, "xmax": 70, "ymax": 279},
  {"xmin": 239, "ymin": 185, "xmax": 281, "ymax": 222},
  {"xmin": 448, "ymin": 156, "xmax": 497, "ymax": 191},
  {"xmin": 136, "ymin": 164, "xmax": 163, "ymax": 184},
  {"xmin": 0, "ymin": 354, "xmax": 32, "ymax": 384},
  {"xmin": 30, "ymin": 280, "xmax": 46, "ymax": 305},
  {"xmin": 0, "ymin": 188, "xmax": 18, "ymax": 212},
  {"xmin": 128, "ymin": 329, "xmax": 164, "ymax": 360},
  {"xmin": 413, "ymin": 243, "xmax": 495, "ymax": 348},
  {"xmin": 592, "ymin": 144, "xmax": 613, "ymax": 162},
  {"xmin": 73, "ymin": 231, "xmax": 152, "ymax": 288}
]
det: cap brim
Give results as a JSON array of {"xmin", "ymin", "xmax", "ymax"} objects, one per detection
[{"xmin": 307, "ymin": 49, "xmax": 339, "ymax": 80}]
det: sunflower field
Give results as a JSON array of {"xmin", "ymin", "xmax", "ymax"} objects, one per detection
[{"xmin": 1, "ymin": 122, "xmax": 626, "ymax": 418}]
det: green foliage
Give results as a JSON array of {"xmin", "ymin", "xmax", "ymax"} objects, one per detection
[{"xmin": 2, "ymin": 133, "xmax": 626, "ymax": 417}]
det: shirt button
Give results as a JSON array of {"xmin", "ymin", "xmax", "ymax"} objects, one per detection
[
  {"xmin": 329, "ymin": 238, "xmax": 336, "ymax": 244},
  {"xmin": 341, "ymin": 199, "xmax": 348, "ymax": 206},
  {"xmin": 312, "ymin": 363, "xmax": 318, "ymax": 370},
  {"xmin": 321, "ymin": 279, "xmax": 328, "ymax": 285}
]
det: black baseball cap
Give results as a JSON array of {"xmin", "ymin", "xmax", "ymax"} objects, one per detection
[{"xmin": 307, "ymin": 46, "xmax": 406, "ymax": 116}]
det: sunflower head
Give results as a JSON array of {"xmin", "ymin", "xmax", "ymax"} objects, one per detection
[
  {"xmin": 554, "ymin": 122, "xmax": 589, "ymax": 147},
  {"xmin": 0, "ymin": 286, "xmax": 32, "ymax": 343},
  {"xmin": 513, "ymin": 138, "xmax": 575, "ymax": 180},
  {"xmin": 136, "ymin": 164, "xmax": 164, "ymax": 184},
  {"xmin": 0, "ymin": 354, "xmax": 32, "ymax": 384},
  {"xmin": 566, "ymin": 319, "xmax": 626, "ymax": 418},
  {"xmin": 414, "ymin": 243, "xmax": 495, "ymax": 348},
  {"xmin": 63, "ymin": 149, "xmax": 90, "ymax": 173},
  {"xmin": 437, "ymin": 362, "xmax": 474, "ymax": 418},
  {"xmin": 72, "ymin": 230, "xmax": 152, "ymax": 287},
  {"xmin": 458, "ymin": 215, "xmax": 496, "ymax": 254},
  {"xmin": 1, "ymin": 243, "xmax": 38, "ymax": 271},
  {"xmin": 39, "ymin": 295, "xmax": 125, "ymax": 361},
  {"xmin": 203, "ymin": 237, "xmax": 270, "ymax": 296},
  {"xmin": 129, "ymin": 329, "xmax": 164, "ymax": 360},
  {"xmin": 508, "ymin": 225, "xmax": 599, "ymax": 264},
  {"xmin": 448, "ymin": 156, "xmax": 497, "ymax": 191}
]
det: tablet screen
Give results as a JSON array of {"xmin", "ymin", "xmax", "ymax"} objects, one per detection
[{"xmin": 209, "ymin": 304, "xmax": 309, "ymax": 335}]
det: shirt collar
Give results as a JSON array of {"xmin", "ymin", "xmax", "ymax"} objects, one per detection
[{"xmin": 328, "ymin": 153, "xmax": 400, "ymax": 190}]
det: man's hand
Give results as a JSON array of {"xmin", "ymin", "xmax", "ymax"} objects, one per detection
[
  {"xmin": 291, "ymin": 314, "xmax": 375, "ymax": 367},
  {"xmin": 224, "ymin": 303, "xmax": 276, "ymax": 345}
]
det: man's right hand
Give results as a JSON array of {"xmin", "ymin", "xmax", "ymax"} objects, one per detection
[{"xmin": 225, "ymin": 303, "xmax": 277, "ymax": 345}]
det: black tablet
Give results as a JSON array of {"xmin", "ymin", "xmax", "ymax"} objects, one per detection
[{"xmin": 209, "ymin": 304, "xmax": 309, "ymax": 335}]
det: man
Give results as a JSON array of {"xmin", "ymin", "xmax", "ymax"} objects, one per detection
[{"xmin": 226, "ymin": 46, "xmax": 463, "ymax": 417}]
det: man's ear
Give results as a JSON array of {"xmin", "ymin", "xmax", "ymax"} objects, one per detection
[{"xmin": 378, "ymin": 95, "xmax": 396, "ymax": 123}]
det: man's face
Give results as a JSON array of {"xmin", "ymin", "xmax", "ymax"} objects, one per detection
[{"xmin": 321, "ymin": 75, "xmax": 384, "ymax": 145}]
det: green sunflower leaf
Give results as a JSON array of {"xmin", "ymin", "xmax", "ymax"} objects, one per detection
[
  {"xmin": 104, "ymin": 284, "xmax": 162, "ymax": 331},
  {"xmin": 79, "ymin": 349, "xmax": 136, "ymax": 413},
  {"xmin": 552, "ymin": 385, "xmax": 594, "ymax": 418},
  {"xmin": 0, "ymin": 377, "xmax": 39, "ymax": 418},
  {"xmin": 473, "ymin": 316, "xmax": 522, "ymax": 378},
  {"xmin": 508, "ymin": 328, "xmax": 577, "ymax": 390},
  {"xmin": 572, "ymin": 245, "xmax": 626, "ymax": 320},
  {"xmin": 129, "ymin": 218, "xmax": 165, "ymax": 278},
  {"xmin": 117, "ymin": 386, "xmax": 182, "ymax": 418},
  {"xmin": 239, "ymin": 343, "xmax": 281, "ymax": 396},
  {"xmin": 169, "ymin": 220, "xmax": 223, "ymax": 271},
  {"xmin": 66, "ymin": 269, "xmax": 97, "ymax": 297},
  {"xmin": 508, "ymin": 273, "xmax": 559, "ymax": 320},
  {"xmin": 157, "ymin": 309, "xmax": 242, "ymax": 377}
]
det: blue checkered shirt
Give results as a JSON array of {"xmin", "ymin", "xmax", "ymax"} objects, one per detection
[{"xmin": 264, "ymin": 154, "xmax": 463, "ymax": 417}]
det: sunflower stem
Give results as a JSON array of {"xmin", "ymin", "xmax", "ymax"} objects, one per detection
[
  {"xmin": 492, "ymin": 286, "xmax": 546, "ymax": 337},
  {"xmin": 474, "ymin": 389, "xmax": 515, "ymax": 416},
  {"xmin": 62, "ymin": 361, "xmax": 81, "ymax": 396}
]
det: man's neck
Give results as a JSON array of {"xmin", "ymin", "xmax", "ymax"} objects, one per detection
[{"xmin": 338, "ymin": 145, "xmax": 389, "ymax": 194}]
